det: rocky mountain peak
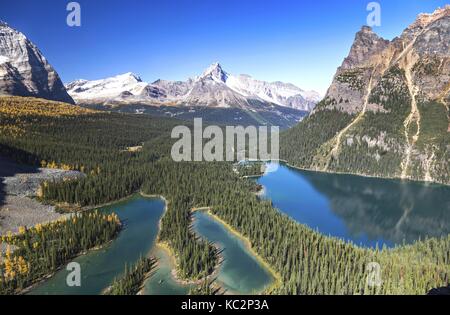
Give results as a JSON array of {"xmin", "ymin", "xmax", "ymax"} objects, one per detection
[
  {"xmin": 0, "ymin": 21, "xmax": 74, "ymax": 103},
  {"xmin": 359, "ymin": 25, "xmax": 374, "ymax": 34},
  {"xmin": 412, "ymin": 16, "xmax": 449, "ymax": 58},
  {"xmin": 67, "ymin": 62, "xmax": 321, "ymax": 112},
  {"xmin": 298, "ymin": 6, "xmax": 449, "ymax": 185},
  {"xmin": 324, "ymin": 6, "xmax": 449, "ymax": 114},
  {"xmin": 412, "ymin": 5, "xmax": 450, "ymax": 29},
  {"xmin": 200, "ymin": 62, "xmax": 228, "ymax": 82},
  {"xmin": 400, "ymin": 5, "xmax": 450, "ymax": 43},
  {"xmin": 340, "ymin": 26, "xmax": 390, "ymax": 70}
]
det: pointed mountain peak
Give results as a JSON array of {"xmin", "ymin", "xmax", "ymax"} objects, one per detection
[
  {"xmin": 359, "ymin": 25, "xmax": 373, "ymax": 33},
  {"xmin": 355, "ymin": 25, "xmax": 385, "ymax": 41},
  {"xmin": 340, "ymin": 25, "xmax": 389, "ymax": 70},
  {"xmin": 201, "ymin": 62, "xmax": 228, "ymax": 82},
  {"xmin": 206, "ymin": 62, "xmax": 222, "ymax": 69}
]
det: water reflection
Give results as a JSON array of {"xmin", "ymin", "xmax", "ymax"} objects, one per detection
[{"xmin": 258, "ymin": 164, "xmax": 450, "ymax": 247}]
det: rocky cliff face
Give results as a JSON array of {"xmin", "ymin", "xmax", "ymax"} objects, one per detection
[
  {"xmin": 323, "ymin": 6, "xmax": 450, "ymax": 112},
  {"xmin": 283, "ymin": 6, "xmax": 450, "ymax": 185},
  {"xmin": 0, "ymin": 21, "xmax": 74, "ymax": 104}
]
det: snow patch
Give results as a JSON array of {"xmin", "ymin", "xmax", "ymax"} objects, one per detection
[
  {"xmin": 0, "ymin": 55, "xmax": 10, "ymax": 65},
  {"xmin": 66, "ymin": 72, "xmax": 147, "ymax": 99},
  {"xmin": 67, "ymin": 62, "xmax": 321, "ymax": 111}
]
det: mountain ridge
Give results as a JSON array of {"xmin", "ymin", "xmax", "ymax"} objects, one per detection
[
  {"xmin": 66, "ymin": 63, "xmax": 321, "ymax": 112},
  {"xmin": 282, "ymin": 5, "xmax": 450, "ymax": 185}
]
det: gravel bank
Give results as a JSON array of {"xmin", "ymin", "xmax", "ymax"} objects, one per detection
[{"xmin": 0, "ymin": 157, "xmax": 84, "ymax": 236}]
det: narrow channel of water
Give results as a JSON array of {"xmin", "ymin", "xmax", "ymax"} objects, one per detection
[
  {"xmin": 142, "ymin": 247, "xmax": 192, "ymax": 295},
  {"xmin": 193, "ymin": 211, "xmax": 274, "ymax": 294},
  {"xmin": 30, "ymin": 196, "xmax": 273, "ymax": 295},
  {"xmin": 30, "ymin": 196, "xmax": 165, "ymax": 295},
  {"xmin": 258, "ymin": 163, "xmax": 450, "ymax": 248}
]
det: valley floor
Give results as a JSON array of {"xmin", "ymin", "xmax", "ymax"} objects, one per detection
[{"xmin": 0, "ymin": 157, "xmax": 84, "ymax": 236}]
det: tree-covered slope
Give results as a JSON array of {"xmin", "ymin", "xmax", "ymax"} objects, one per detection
[
  {"xmin": 282, "ymin": 8, "xmax": 450, "ymax": 185},
  {"xmin": 1, "ymin": 96, "xmax": 449, "ymax": 295}
]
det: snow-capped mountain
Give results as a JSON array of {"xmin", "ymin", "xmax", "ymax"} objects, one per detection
[
  {"xmin": 65, "ymin": 73, "xmax": 150, "ymax": 102},
  {"xmin": 0, "ymin": 21, "xmax": 74, "ymax": 103},
  {"xmin": 66, "ymin": 63, "xmax": 321, "ymax": 111}
]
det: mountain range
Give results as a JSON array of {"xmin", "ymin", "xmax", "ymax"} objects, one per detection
[
  {"xmin": 65, "ymin": 63, "xmax": 320, "ymax": 128},
  {"xmin": 282, "ymin": 5, "xmax": 450, "ymax": 184},
  {"xmin": 0, "ymin": 19, "xmax": 319, "ymax": 128},
  {"xmin": 1, "ymin": 5, "xmax": 449, "ymax": 184},
  {"xmin": 66, "ymin": 63, "xmax": 321, "ymax": 112}
]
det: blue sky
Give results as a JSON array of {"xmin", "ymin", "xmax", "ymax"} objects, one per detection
[{"xmin": 1, "ymin": 0, "xmax": 448, "ymax": 94}]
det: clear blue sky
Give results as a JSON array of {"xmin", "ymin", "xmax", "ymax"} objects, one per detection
[{"xmin": 1, "ymin": 0, "xmax": 448, "ymax": 94}]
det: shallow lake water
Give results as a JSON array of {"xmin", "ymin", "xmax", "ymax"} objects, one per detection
[
  {"xmin": 30, "ymin": 196, "xmax": 273, "ymax": 295},
  {"xmin": 30, "ymin": 196, "xmax": 165, "ymax": 295},
  {"xmin": 193, "ymin": 211, "xmax": 274, "ymax": 294}
]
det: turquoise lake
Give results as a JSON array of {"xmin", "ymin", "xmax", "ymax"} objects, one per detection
[
  {"xmin": 27, "ymin": 161, "xmax": 445, "ymax": 294},
  {"xmin": 30, "ymin": 196, "xmax": 273, "ymax": 295},
  {"xmin": 30, "ymin": 196, "xmax": 165, "ymax": 295},
  {"xmin": 193, "ymin": 211, "xmax": 274, "ymax": 294}
]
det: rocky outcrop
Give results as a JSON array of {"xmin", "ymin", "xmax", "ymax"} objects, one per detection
[
  {"xmin": 282, "ymin": 5, "xmax": 450, "ymax": 185},
  {"xmin": 0, "ymin": 21, "xmax": 74, "ymax": 104},
  {"xmin": 319, "ymin": 6, "xmax": 449, "ymax": 114},
  {"xmin": 341, "ymin": 26, "xmax": 390, "ymax": 70}
]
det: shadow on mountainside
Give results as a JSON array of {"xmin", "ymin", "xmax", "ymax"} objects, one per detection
[
  {"xmin": 0, "ymin": 144, "xmax": 41, "ymax": 209},
  {"xmin": 0, "ymin": 144, "xmax": 84, "ymax": 235}
]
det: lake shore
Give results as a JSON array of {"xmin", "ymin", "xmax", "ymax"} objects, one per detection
[
  {"xmin": 20, "ymin": 237, "xmax": 117, "ymax": 295},
  {"xmin": 192, "ymin": 207, "xmax": 282, "ymax": 293},
  {"xmin": 28, "ymin": 196, "xmax": 164, "ymax": 295},
  {"xmin": 140, "ymin": 193, "xmax": 224, "ymax": 289},
  {"xmin": 6, "ymin": 186, "xmax": 279, "ymax": 295},
  {"xmin": 278, "ymin": 159, "xmax": 447, "ymax": 187}
]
